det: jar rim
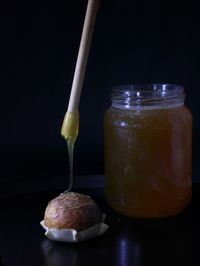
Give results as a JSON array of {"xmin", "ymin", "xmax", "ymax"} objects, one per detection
[
  {"xmin": 111, "ymin": 84, "xmax": 185, "ymax": 109},
  {"xmin": 112, "ymin": 83, "xmax": 184, "ymax": 94}
]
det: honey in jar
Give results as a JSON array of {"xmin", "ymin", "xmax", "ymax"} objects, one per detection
[{"xmin": 104, "ymin": 84, "xmax": 192, "ymax": 218}]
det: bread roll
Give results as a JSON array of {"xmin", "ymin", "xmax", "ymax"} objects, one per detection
[{"xmin": 44, "ymin": 192, "xmax": 103, "ymax": 231}]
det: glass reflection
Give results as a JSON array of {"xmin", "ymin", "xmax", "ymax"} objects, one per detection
[{"xmin": 117, "ymin": 235, "xmax": 142, "ymax": 266}]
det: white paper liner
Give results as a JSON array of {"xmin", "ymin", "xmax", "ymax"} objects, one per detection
[{"xmin": 40, "ymin": 216, "xmax": 109, "ymax": 243}]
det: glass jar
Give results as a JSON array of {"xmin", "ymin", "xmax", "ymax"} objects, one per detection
[{"xmin": 104, "ymin": 84, "xmax": 192, "ymax": 218}]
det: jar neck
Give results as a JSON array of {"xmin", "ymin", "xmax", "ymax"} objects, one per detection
[{"xmin": 111, "ymin": 84, "xmax": 185, "ymax": 110}]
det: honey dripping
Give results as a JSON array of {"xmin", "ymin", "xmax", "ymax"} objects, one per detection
[
  {"xmin": 66, "ymin": 137, "xmax": 75, "ymax": 191},
  {"xmin": 61, "ymin": 111, "xmax": 79, "ymax": 192}
]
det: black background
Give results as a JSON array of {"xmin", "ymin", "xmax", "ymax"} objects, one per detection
[{"xmin": 1, "ymin": 0, "xmax": 200, "ymax": 185}]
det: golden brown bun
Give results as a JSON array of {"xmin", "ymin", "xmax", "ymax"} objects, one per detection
[{"xmin": 44, "ymin": 192, "xmax": 103, "ymax": 231}]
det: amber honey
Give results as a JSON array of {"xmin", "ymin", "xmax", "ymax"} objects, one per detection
[{"xmin": 104, "ymin": 84, "xmax": 192, "ymax": 218}]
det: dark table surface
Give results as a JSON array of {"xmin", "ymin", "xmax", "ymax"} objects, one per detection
[{"xmin": 0, "ymin": 176, "xmax": 199, "ymax": 266}]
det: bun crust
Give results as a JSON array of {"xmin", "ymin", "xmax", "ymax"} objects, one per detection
[{"xmin": 44, "ymin": 192, "xmax": 103, "ymax": 231}]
